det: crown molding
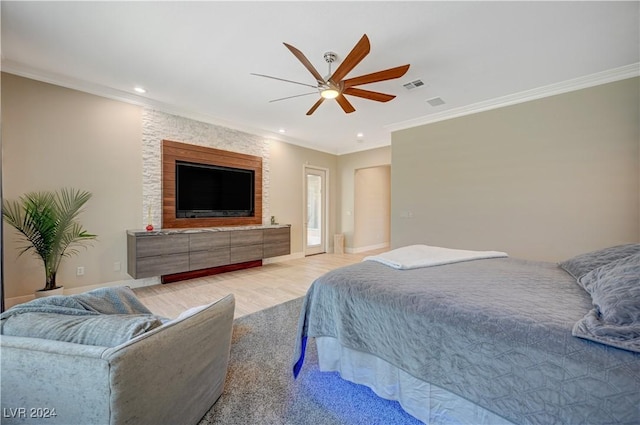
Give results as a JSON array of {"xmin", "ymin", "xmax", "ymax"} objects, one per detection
[
  {"xmin": 0, "ymin": 59, "xmax": 339, "ymax": 155},
  {"xmin": 385, "ymin": 63, "xmax": 640, "ymax": 133},
  {"xmin": 3, "ymin": 59, "xmax": 637, "ymax": 156}
]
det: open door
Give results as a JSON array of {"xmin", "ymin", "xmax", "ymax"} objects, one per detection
[{"xmin": 304, "ymin": 166, "xmax": 327, "ymax": 256}]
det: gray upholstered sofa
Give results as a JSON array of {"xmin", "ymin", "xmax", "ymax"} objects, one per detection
[{"xmin": 0, "ymin": 292, "xmax": 235, "ymax": 425}]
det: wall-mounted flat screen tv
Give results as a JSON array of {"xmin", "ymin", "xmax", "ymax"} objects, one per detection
[{"xmin": 176, "ymin": 160, "xmax": 255, "ymax": 218}]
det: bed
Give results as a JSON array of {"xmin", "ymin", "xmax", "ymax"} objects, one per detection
[{"xmin": 293, "ymin": 245, "xmax": 640, "ymax": 425}]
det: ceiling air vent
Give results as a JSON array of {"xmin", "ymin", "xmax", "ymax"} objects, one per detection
[
  {"xmin": 403, "ymin": 79, "xmax": 425, "ymax": 90},
  {"xmin": 426, "ymin": 97, "xmax": 445, "ymax": 107}
]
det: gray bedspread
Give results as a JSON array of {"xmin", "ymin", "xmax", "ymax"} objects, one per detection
[{"xmin": 293, "ymin": 258, "xmax": 640, "ymax": 425}]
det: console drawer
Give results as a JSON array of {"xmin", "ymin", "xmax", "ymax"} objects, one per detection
[{"xmin": 189, "ymin": 249, "xmax": 230, "ymax": 271}]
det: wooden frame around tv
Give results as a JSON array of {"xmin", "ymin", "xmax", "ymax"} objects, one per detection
[{"xmin": 162, "ymin": 140, "xmax": 263, "ymax": 229}]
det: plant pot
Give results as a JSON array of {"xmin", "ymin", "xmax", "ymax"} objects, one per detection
[{"xmin": 34, "ymin": 286, "xmax": 64, "ymax": 298}]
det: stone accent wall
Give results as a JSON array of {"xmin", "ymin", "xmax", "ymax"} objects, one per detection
[{"xmin": 141, "ymin": 108, "xmax": 270, "ymax": 228}]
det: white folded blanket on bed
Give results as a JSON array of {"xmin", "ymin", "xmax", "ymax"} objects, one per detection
[{"xmin": 363, "ymin": 244, "xmax": 508, "ymax": 270}]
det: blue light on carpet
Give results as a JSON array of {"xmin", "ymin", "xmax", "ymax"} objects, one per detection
[{"xmin": 297, "ymin": 367, "xmax": 423, "ymax": 425}]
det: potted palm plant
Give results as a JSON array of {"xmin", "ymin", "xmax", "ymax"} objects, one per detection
[{"xmin": 2, "ymin": 188, "xmax": 97, "ymax": 296}]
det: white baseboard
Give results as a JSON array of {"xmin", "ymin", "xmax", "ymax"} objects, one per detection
[
  {"xmin": 61, "ymin": 277, "xmax": 161, "ymax": 294},
  {"xmin": 4, "ymin": 295, "xmax": 34, "ymax": 310},
  {"xmin": 345, "ymin": 242, "xmax": 389, "ymax": 254}
]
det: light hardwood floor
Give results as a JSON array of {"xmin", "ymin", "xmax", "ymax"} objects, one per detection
[{"xmin": 133, "ymin": 249, "xmax": 384, "ymax": 319}]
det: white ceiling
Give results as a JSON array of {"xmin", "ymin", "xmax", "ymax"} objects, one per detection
[{"xmin": 2, "ymin": 1, "xmax": 639, "ymax": 155}]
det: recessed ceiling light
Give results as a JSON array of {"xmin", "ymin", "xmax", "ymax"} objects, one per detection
[
  {"xmin": 356, "ymin": 132, "xmax": 364, "ymax": 138},
  {"xmin": 134, "ymin": 87, "xmax": 146, "ymax": 94},
  {"xmin": 278, "ymin": 128, "xmax": 286, "ymax": 133}
]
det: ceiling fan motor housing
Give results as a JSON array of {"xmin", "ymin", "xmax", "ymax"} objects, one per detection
[{"xmin": 323, "ymin": 52, "xmax": 337, "ymax": 63}]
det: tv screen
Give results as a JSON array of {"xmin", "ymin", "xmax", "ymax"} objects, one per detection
[{"xmin": 176, "ymin": 161, "xmax": 255, "ymax": 218}]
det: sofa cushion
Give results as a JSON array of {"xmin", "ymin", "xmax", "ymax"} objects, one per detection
[{"xmin": 1, "ymin": 312, "xmax": 165, "ymax": 347}]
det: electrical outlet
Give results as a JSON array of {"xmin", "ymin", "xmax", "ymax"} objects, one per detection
[{"xmin": 76, "ymin": 266, "xmax": 85, "ymax": 276}]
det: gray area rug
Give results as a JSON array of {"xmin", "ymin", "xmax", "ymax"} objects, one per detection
[{"xmin": 198, "ymin": 296, "xmax": 421, "ymax": 425}]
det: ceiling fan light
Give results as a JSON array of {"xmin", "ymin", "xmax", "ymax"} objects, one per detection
[{"xmin": 320, "ymin": 88, "xmax": 340, "ymax": 99}]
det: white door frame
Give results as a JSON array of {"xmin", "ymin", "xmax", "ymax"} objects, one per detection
[{"xmin": 303, "ymin": 165, "xmax": 329, "ymax": 256}]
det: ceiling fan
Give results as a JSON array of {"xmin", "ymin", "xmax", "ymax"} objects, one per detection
[{"xmin": 251, "ymin": 34, "xmax": 410, "ymax": 115}]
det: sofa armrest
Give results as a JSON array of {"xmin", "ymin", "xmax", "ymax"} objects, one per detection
[
  {"xmin": 1, "ymin": 336, "xmax": 112, "ymax": 424},
  {"xmin": 102, "ymin": 294, "xmax": 235, "ymax": 425}
]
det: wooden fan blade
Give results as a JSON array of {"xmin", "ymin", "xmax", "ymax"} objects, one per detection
[
  {"xmin": 251, "ymin": 73, "xmax": 318, "ymax": 89},
  {"xmin": 342, "ymin": 64, "xmax": 410, "ymax": 88},
  {"xmin": 335, "ymin": 94, "xmax": 356, "ymax": 114},
  {"xmin": 283, "ymin": 42, "xmax": 325, "ymax": 84},
  {"xmin": 269, "ymin": 92, "xmax": 318, "ymax": 103},
  {"xmin": 343, "ymin": 87, "xmax": 396, "ymax": 102},
  {"xmin": 306, "ymin": 98, "xmax": 325, "ymax": 115},
  {"xmin": 330, "ymin": 34, "xmax": 371, "ymax": 84}
]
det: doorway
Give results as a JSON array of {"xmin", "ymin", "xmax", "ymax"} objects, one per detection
[
  {"xmin": 353, "ymin": 165, "xmax": 391, "ymax": 252},
  {"xmin": 304, "ymin": 166, "xmax": 327, "ymax": 256}
]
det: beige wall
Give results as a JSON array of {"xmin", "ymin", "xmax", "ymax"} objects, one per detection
[
  {"xmin": 337, "ymin": 146, "xmax": 391, "ymax": 249},
  {"xmin": 354, "ymin": 165, "xmax": 390, "ymax": 251},
  {"xmin": 2, "ymin": 73, "xmax": 143, "ymax": 297},
  {"xmin": 392, "ymin": 77, "xmax": 640, "ymax": 262},
  {"xmin": 269, "ymin": 140, "xmax": 337, "ymax": 254}
]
